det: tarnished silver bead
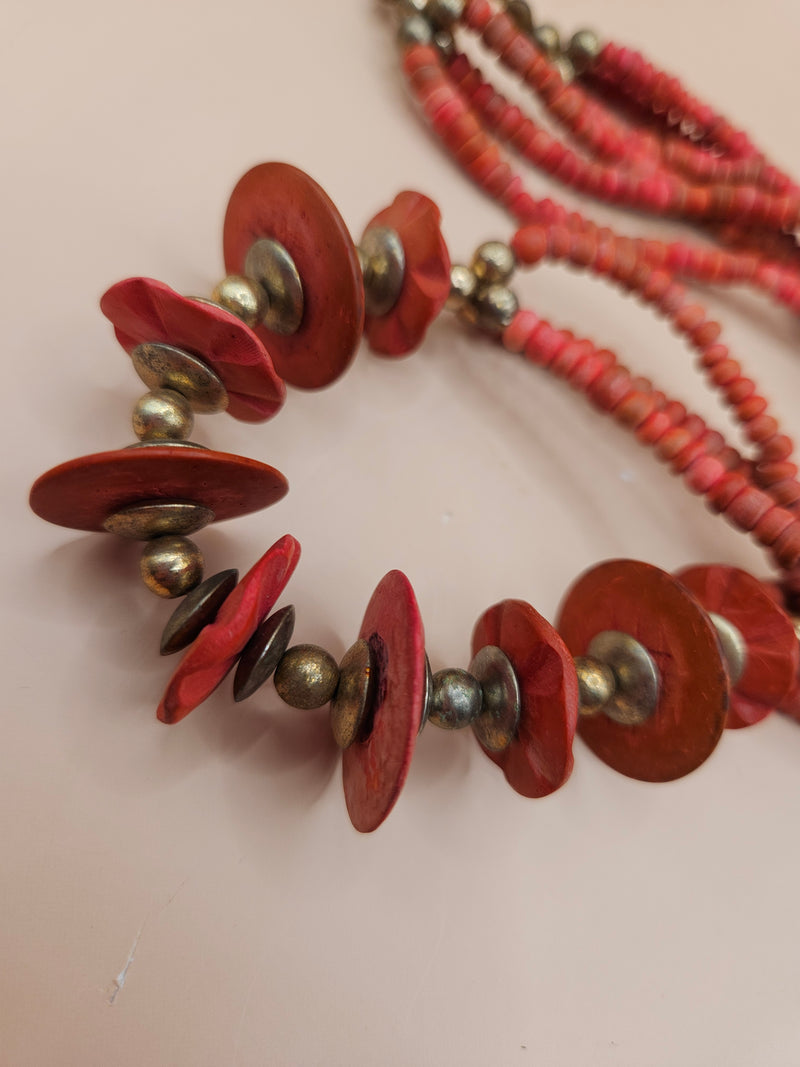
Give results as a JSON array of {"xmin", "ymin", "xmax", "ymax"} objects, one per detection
[
  {"xmin": 533, "ymin": 23, "xmax": 561, "ymax": 58},
  {"xmin": 160, "ymin": 569, "xmax": 239, "ymax": 655},
  {"xmin": 471, "ymin": 241, "xmax": 516, "ymax": 286},
  {"xmin": 130, "ymin": 342, "xmax": 228, "ymax": 414},
  {"xmin": 132, "ymin": 388, "xmax": 194, "ymax": 442},
  {"xmin": 709, "ymin": 613, "xmax": 747, "ymax": 687},
  {"xmin": 585, "ymin": 631, "xmax": 660, "ymax": 726},
  {"xmin": 567, "ymin": 28, "xmax": 601, "ymax": 73},
  {"xmin": 426, "ymin": 0, "xmax": 464, "ymax": 29},
  {"xmin": 433, "ymin": 29, "xmax": 455, "ymax": 58},
  {"xmin": 330, "ymin": 639, "xmax": 376, "ymax": 749},
  {"xmin": 274, "ymin": 644, "xmax": 340, "ymax": 710},
  {"xmin": 210, "ymin": 274, "xmax": 266, "ymax": 328},
  {"xmin": 574, "ymin": 656, "xmax": 615, "ymax": 716},
  {"xmin": 243, "ymin": 237, "xmax": 304, "ymax": 336},
  {"xmin": 140, "ymin": 535, "xmax": 204, "ymax": 599},
  {"xmin": 445, "ymin": 264, "xmax": 477, "ymax": 312},
  {"xmin": 505, "ymin": 0, "xmax": 534, "ymax": 35},
  {"xmin": 551, "ymin": 55, "xmax": 575, "ymax": 85},
  {"xmin": 419, "ymin": 654, "xmax": 434, "ymax": 732},
  {"xmin": 473, "ymin": 284, "xmax": 519, "ymax": 333},
  {"xmin": 397, "ymin": 14, "xmax": 433, "ymax": 47},
  {"xmin": 103, "ymin": 501, "xmax": 215, "ymax": 541},
  {"xmin": 469, "ymin": 645, "xmax": 520, "ymax": 752},
  {"xmin": 359, "ymin": 226, "xmax": 406, "ymax": 317},
  {"xmin": 234, "ymin": 605, "xmax": 296, "ymax": 702},
  {"xmin": 428, "ymin": 668, "xmax": 483, "ymax": 729}
]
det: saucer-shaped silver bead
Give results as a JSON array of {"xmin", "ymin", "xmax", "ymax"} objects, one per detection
[
  {"xmin": 330, "ymin": 639, "xmax": 375, "ymax": 748},
  {"xmin": 469, "ymin": 645, "xmax": 521, "ymax": 751},
  {"xmin": 359, "ymin": 226, "xmax": 406, "ymax": 317},
  {"xmin": 709, "ymin": 612, "xmax": 747, "ymax": 687},
  {"xmin": 243, "ymin": 237, "xmax": 304, "ymax": 336},
  {"xmin": 233, "ymin": 605, "xmax": 296, "ymax": 702},
  {"xmin": 585, "ymin": 631, "xmax": 660, "ymax": 726},
  {"xmin": 419, "ymin": 654, "xmax": 434, "ymax": 732},
  {"xmin": 274, "ymin": 644, "xmax": 340, "ymax": 710},
  {"xmin": 429, "ymin": 668, "xmax": 483, "ymax": 729},
  {"xmin": 132, "ymin": 388, "xmax": 194, "ymax": 441},
  {"xmin": 140, "ymin": 535, "xmax": 203, "ymax": 599},
  {"xmin": 160, "ymin": 569, "xmax": 239, "ymax": 655},
  {"xmin": 131, "ymin": 342, "xmax": 228, "ymax": 414},
  {"xmin": 211, "ymin": 274, "xmax": 267, "ymax": 328},
  {"xmin": 103, "ymin": 501, "xmax": 215, "ymax": 540}
]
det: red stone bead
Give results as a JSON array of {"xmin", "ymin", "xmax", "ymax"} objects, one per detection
[
  {"xmin": 342, "ymin": 570, "xmax": 426, "ymax": 833},
  {"xmin": 362, "ymin": 192, "xmax": 451, "ymax": 357},
  {"xmin": 223, "ymin": 162, "xmax": 365, "ymax": 389},
  {"xmin": 557, "ymin": 560, "xmax": 727, "ymax": 782},
  {"xmin": 675, "ymin": 564, "xmax": 799, "ymax": 728},
  {"xmin": 471, "ymin": 599, "xmax": 578, "ymax": 798},
  {"xmin": 157, "ymin": 535, "xmax": 301, "ymax": 724},
  {"xmin": 100, "ymin": 277, "xmax": 285, "ymax": 422},
  {"xmin": 29, "ymin": 446, "xmax": 288, "ymax": 532}
]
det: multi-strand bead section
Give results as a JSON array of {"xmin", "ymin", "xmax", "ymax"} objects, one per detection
[{"xmin": 390, "ymin": 0, "xmax": 800, "ymax": 315}]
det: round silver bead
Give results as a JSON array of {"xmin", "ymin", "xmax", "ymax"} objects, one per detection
[
  {"xmin": 445, "ymin": 264, "xmax": 477, "ymax": 312},
  {"xmin": 397, "ymin": 14, "xmax": 434, "ymax": 47},
  {"xmin": 551, "ymin": 55, "xmax": 575, "ymax": 85},
  {"xmin": 471, "ymin": 241, "xmax": 516, "ymax": 286},
  {"xmin": 274, "ymin": 644, "xmax": 340, "ymax": 710},
  {"xmin": 433, "ymin": 29, "xmax": 456, "ymax": 58},
  {"xmin": 428, "ymin": 668, "xmax": 483, "ymax": 729},
  {"xmin": 567, "ymin": 28, "xmax": 601, "ymax": 73},
  {"xmin": 473, "ymin": 284, "xmax": 519, "ymax": 333},
  {"xmin": 210, "ymin": 274, "xmax": 266, "ymax": 328},
  {"xmin": 359, "ymin": 226, "xmax": 407, "ymax": 317},
  {"xmin": 505, "ymin": 0, "xmax": 534, "ymax": 35},
  {"xmin": 426, "ymin": 0, "xmax": 464, "ymax": 29},
  {"xmin": 132, "ymin": 388, "xmax": 194, "ymax": 442},
  {"xmin": 574, "ymin": 656, "xmax": 615, "ymax": 716},
  {"xmin": 469, "ymin": 645, "xmax": 520, "ymax": 752},
  {"xmin": 533, "ymin": 23, "xmax": 561, "ymax": 58},
  {"xmin": 140, "ymin": 535, "xmax": 204, "ymax": 599}
]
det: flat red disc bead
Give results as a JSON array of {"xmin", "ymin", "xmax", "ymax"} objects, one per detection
[
  {"xmin": 557, "ymin": 560, "xmax": 728, "ymax": 782},
  {"xmin": 100, "ymin": 277, "xmax": 285, "ymax": 422},
  {"xmin": 342, "ymin": 570, "xmax": 425, "ymax": 833},
  {"xmin": 157, "ymin": 535, "xmax": 301, "ymax": 724},
  {"xmin": 223, "ymin": 162, "xmax": 365, "ymax": 389},
  {"xmin": 362, "ymin": 191, "xmax": 451, "ymax": 356},
  {"xmin": 471, "ymin": 599, "xmax": 578, "ymax": 798},
  {"xmin": 29, "ymin": 446, "xmax": 288, "ymax": 532},
  {"xmin": 675, "ymin": 564, "xmax": 799, "ymax": 729}
]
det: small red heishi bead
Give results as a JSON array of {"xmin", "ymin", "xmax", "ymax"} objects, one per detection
[
  {"xmin": 557, "ymin": 560, "xmax": 728, "ymax": 782},
  {"xmin": 100, "ymin": 277, "xmax": 285, "ymax": 422},
  {"xmin": 675, "ymin": 565, "xmax": 800, "ymax": 728},
  {"xmin": 223, "ymin": 162, "xmax": 365, "ymax": 390},
  {"xmin": 471, "ymin": 599, "xmax": 578, "ymax": 799},
  {"xmin": 157, "ymin": 535, "xmax": 301, "ymax": 725},
  {"xmin": 342, "ymin": 570, "xmax": 426, "ymax": 833}
]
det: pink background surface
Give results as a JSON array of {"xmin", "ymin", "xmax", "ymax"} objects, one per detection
[{"xmin": 6, "ymin": 1, "xmax": 800, "ymax": 1063}]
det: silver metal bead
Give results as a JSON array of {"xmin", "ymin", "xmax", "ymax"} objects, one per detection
[
  {"xmin": 234, "ymin": 605, "xmax": 296, "ymax": 702},
  {"xmin": 274, "ymin": 644, "xmax": 340, "ymax": 710},
  {"xmin": 419, "ymin": 654, "xmax": 434, "ymax": 732},
  {"xmin": 428, "ymin": 667, "xmax": 483, "ymax": 729},
  {"xmin": 426, "ymin": 0, "xmax": 464, "ymax": 29},
  {"xmin": 243, "ymin": 237, "xmax": 304, "ymax": 336},
  {"xmin": 433, "ymin": 29, "xmax": 456, "ymax": 58},
  {"xmin": 574, "ymin": 656, "xmax": 615, "ymax": 717},
  {"xmin": 359, "ymin": 226, "xmax": 407, "ymax": 317},
  {"xmin": 445, "ymin": 264, "xmax": 477, "ymax": 312},
  {"xmin": 469, "ymin": 645, "xmax": 520, "ymax": 752},
  {"xmin": 709, "ymin": 613, "xmax": 747, "ymax": 687},
  {"xmin": 210, "ymin": 274, "xmax": 267, "ymax": 328},
  {"xmin": 567, "ymin": 28, "xmax": 601, "ymax": 74},
  {"xmin": 160, "ymin": 569, "xmax": 239, "ymax": 655},
  {"xmin": 140, "ymin": 535, "xmax": 204, "ymax": 599},
  {"xmin": 533, "ymin": 23, "xmax": 561, "ymax": 58},
  {"xmin": 397, "ymin": 14, "xmax": 434, "ymax": 47},
  {"xmin": 330, "ymin": 639, "xmax": 376, "ymax": 748},
  {"xmin": 471, "ymin": 241, "xmax": 516, "ymax": 286},
  {"xmin": 551, "ymin": 55, "xmax": 575, "ymax": 85},
  {"xmin": 103, "ymin": 501, "xmax": 215, "ymax": 541},
  {"xmin": 130, "ymin": 342, "xmax": 228, "ymax": 414},
  {"xmin": 126, "ymin": 440, "xmax": 208, "ymax": 451},
  {"xmin": 505, "ymin": 0, "xmax": 534, "ymax": 35},
  {"xmin": 472, "ymin": 284, "xmax": 519, "ymax": 333},
  {"xmin": 585, "ymin": 631, "xmax": 660, "ymax": 726},
  {"xmin": 132, "ymin": 388, "xmax": 194, "ymax": 442}
]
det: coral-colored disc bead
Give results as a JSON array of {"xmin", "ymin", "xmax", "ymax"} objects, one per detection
[
  {"xmin": 362, "ymin": 191, "xmax": 451, "ymax": 356},
  {"xmin": 471, "ymin": 599, "xmax": 578, "ymax": 798},
  {"xmin": 675, "ymin": 564, "xmax": 799, "ymax": 729},
  {"xmin": 157, "ymin": 535, "xmax": 301, "ymax": 724},
  {"xmin": 342, "ymin": 570, "xmax": 426, "ymax": 833},
  {"xmin": 557, "ymin": 560, "xmax": 728, "ymax": 782},
  {"xmin": 223, "ymin": 162, "xmax": 365, "ymax": 389},
  {"xmin": 100, "ymin": 277, "xmax": 285, "ymax": 422},
  {"xmin": 29, "ymin": 446, "xmax": 288, "ymax": 532}
]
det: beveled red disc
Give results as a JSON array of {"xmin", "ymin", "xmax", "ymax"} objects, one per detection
[
  {"xmin": 675, "ymin": 564, "xmax": 799, "ymax": 729},
  {"xmin": 100, "ymin": 277, "xmax": 285, "ymax": 422},
  {"xmin": 471, "ymin": 599, "xmax": 578, "ymax": 798},
  {"xmin": 342, "ymin": 570, "xmax": 425, "ymax": 833},
  {"xmin": 157, "ymin": 534, "xmax": 301, "ymax": 724},
  {"xmin": 29, "ymin": 447, "xmax": 288, "ymax": 532},
  {"xmin": 223, "ymin": 162, "xmax": 365, "ymax": 389},
  {"xmin": 362, "ymin": 191, "xmax": 451, "ymax": 356},
  {"xmin": 557, "ymin": 559, "xmax": 728, "ymax": 782}
]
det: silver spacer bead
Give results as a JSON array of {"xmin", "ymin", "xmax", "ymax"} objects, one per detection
[
  {"xmin": 505, "ymin": 0, "xmax": 534, "ymax": 35},
  {"xmin": 567, "ymin": 28, "xmax": 602, "ymax": 74},
  {"xmin": 243, "ymin": 237, "xmax": 304, "ymax": 336},
  {"xmin": 210, "ymin": 274, "xmax": 267, "ymax": 328},
  {"xmin": 428, "ymin": 667, "xmax": 483, "ymax": 729},
  {"xmin": 585, "ymin": 631, "xmax": 660, "ymax": 726},
  {"xmin": 426, "ymin": 0, "xmax": 464, "ymax": 30},
  {"xmin": 471, "ymin": 241, "xmax": 516, "ymax": 286},
  {"xmin": 359, "ymin": 226, "xmax": 407, "ymax": 317},
  {"xmin": 533, "ymin": 23, "xmax": 561, "ymax": 58},
  {"xmin": 472, "ymin": 284, "xmax": 519, "ymax": 333},
  {"xmin": 433, "ymin": 29, "xmax": 456, "ymax": 58},
  {"xmin": 445, "ymin": 264, "xmax": 478, "ymax": 312},
  {"xmin": 103, "ymin": 501, "xmax": 214, "ymax": 541},
  {"xmin": 551, "ymin": 55, "xmax": 575, "ymax": 85},
  {"xmin": 140, "ymin": 535, "xmax": 204, "ymax": 599},
  {"xmin": 397, "ymin": 14, "xmax": 434, "ymax": 47},
  {"xmin": 274, "ymin": 644, "xmax": 340, "ymax": 710},
  {"xmin": 574, "ymin": 656, "xmax": 615, "ymax": 716},
  {"xmin": 709, "ymin": 613, "xmax": 747, "ymax": 687},
  {"xmin": 132, "ymin": 388, "xmax": 194, "ymax": 442}
]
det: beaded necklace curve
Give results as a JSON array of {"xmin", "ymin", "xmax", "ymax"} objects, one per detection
[{"xmin": 27, "ymin": 0, "xmax": 800, "ymax": 832}]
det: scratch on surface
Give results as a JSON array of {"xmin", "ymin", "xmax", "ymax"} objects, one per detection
[{"xmin": 108, "ymin": 920, "xmax": 146, "ymax": 1005}]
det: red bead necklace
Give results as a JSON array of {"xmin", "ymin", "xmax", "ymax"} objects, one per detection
[{"xmin": 27, "ymin": 1, "xmax": 800, "ymax": 832}]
